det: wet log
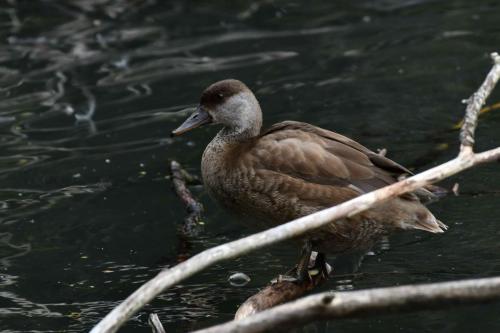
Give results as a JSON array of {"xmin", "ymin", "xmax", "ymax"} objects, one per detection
[
  {"xmin": 235, "ymin": 278, "xmax": 326, "ymax": 320},
  {"xmin": 235, "ymin": 256, "xmax": 329, "ymax": 320}
]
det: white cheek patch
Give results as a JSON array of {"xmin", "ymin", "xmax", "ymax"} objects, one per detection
[{"xmin": 215, "ymin": 93, "xmax": 253, "ymax": 128}]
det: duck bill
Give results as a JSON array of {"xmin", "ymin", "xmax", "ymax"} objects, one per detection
[{"xmin": 171, "ymin": 107, "xmax": 212, "ymax": 136}]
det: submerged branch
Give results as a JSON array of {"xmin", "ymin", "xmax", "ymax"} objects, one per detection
[
  {"xmin": 90, "ymin": 52, "xmax": 500, "ymax": 333},
  {"xmin": 170, "ymin": 160, "xmax": 204, "ymax": 236}
]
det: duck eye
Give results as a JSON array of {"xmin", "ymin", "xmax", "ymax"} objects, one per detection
[{"xmin": 218, "ymin": 93, "xmax": 224, "ymax": 99}]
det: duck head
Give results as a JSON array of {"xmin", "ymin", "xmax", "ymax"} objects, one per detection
[{"xmin": 172, "ymin": 79, "xmax": 263, "ymax": 139}]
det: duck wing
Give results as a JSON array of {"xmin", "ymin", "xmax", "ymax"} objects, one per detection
[{"xmin": 255, "ymin": 121, "xmax": 436, "ymax": 201}]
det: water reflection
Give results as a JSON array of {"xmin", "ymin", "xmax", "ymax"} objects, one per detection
[
  {"xmin": 0, "ymin": 183, "xmax": 110, "ymax": 225},
  {"xmin": 0, "ymin": 0, "xmax": 499, "ymax": 332}
]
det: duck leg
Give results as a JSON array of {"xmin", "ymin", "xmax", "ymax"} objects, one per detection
[
  {"xmin": 275, "ymin": 241, "xmax": 313, "ymax": 283},
  {"xmin": 295, "ymin": 240, "xmax": 313, "ymax": 282},
  {"xmin": 314, "ymin": 252, "xmax": 331, "ymax": 279},
  {"xmin": 275, "ymin": 241, "xmax": 330, "ymax": 284}
]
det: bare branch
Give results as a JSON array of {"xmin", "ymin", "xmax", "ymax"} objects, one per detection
[
  {"xmin": 148, "ymin": 313, "xmax": 166, "ymax": 333},
  {"xmin": 193, "ymin": 276, "xmax": 500, "ymax": 333},
  {"xmin": 90, "ymin": 52, "xmax": 500, "ymax": 333},
  {"xmin": 460, "ymin": 52, "xmax": 500, "ymax": 152}
]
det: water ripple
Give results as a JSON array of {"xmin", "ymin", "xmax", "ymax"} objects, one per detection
[
  {"xmin": 97, "ymin": 51, "xmax": 298, "ymax": 86},
  {"xmin": 0, "ymin": 183, "xmax": 110, "ymax": 225}
]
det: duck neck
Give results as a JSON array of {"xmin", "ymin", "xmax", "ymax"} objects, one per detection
[
  {"xmin": 203, "ymin": 122, "xmax": 260, "ymax": 184},
  {"xmin": 216, "ymin": 123, "xmax": 260, "ymax": 144},
  {"xmin": 217, "ymin": 107, "xmax": 263, "ymax": 143}
]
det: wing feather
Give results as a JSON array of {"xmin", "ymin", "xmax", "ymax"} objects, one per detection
[
  {"xmin": 255, "ymin": 121, "xmax": 402, "ymax": 192},
  {"xmin": 248, "ymin": 121, "xmax": 440, "ymax": 203}
]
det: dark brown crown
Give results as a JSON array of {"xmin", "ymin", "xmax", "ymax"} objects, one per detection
[{"xmin": 200, "ymin": 79, "xmax": 250, "ymax": 109}]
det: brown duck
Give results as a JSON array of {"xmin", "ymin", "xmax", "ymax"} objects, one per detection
[{"xmin": 172, "ymin": 79, "xmax": 446, "ymax": 278}]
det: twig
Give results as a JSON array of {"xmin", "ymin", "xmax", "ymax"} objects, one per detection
[
  {"xmin": 170, "ymin": 160, "xmax": 204, "ymax": 236},
  {"xmin": 90, "ymin": 52, "xmax": 500, "ymax": 333},
  {"xmin": 148, "ymin": 313, "xmax": 166, "ymax": 333},
  {"xmin": 193, "ymin": 276, "xmax": 500, "ymax": 333}
]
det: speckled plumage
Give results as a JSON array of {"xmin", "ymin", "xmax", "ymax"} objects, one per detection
[{"xmin": 175, "ymin": 79, "xmax": 446, "ymax": 255}]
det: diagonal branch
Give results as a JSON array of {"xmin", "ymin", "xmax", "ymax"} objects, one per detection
[
  {"xmin": 90, "ymin": 52, "xmax": 500, "ymax": 333},
  {"xmin": 460, "ymin": 52, "xmax": 500, "ymax": 152}
]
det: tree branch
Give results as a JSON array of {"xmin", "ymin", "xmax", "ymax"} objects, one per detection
[
  {"xmin": 460, "ymin": 52, "xmax": 500, "ymax": 152},
  {"xmin": 170, "ymin": 160, "xmax": 204, "ymax": 236},
  {"xmin": 90, "ymin": 52, "xmax": 500, "ymax": 333},
  {"xmin": 148, "ymin": 313, "xmax": 166, "ymax": 333},
  {"xmin": 193, "ymin": 276, "xmax": 500, "ymax": 333}
]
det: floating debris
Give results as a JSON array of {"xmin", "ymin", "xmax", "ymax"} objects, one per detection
[
  {"xmin": 67, "ymin": 312, "xmax": 81, "ymax": 319},
  {"xmin": 228, "ymin": 272, "xmax": 251, "ymax": 287}
]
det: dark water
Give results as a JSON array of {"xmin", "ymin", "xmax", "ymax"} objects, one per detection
[{"xmin": 1, "ymin": 0, "xmax": 500, "ymax": 332}]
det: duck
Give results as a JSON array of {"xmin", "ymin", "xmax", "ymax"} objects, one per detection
[{"xmin": 172, "ymin": 79, "xmax": 446, "ymax": 279}]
